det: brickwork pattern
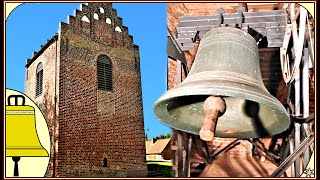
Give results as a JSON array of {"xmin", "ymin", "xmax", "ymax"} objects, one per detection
[
  {"xmin": 24, "ymin": 40, "xmax": 60, "ymax": 175},
  {"xmin": 167, "ymin": 3, "xmax": 189, "ymax": 33},
  {"xmin": 309, "ymin": 70, "xmax": 315, "ymax": 114},
  {"xmin": 24, "ymin": 3, "xmax": 147, "ymax": 177},
  {"xmin": 167, "ymin": 59, "xmax": 177, "ymax": 90},
  {"xmin": 183, "ymin": 3, "xmax": 239, "ymax": 16}
]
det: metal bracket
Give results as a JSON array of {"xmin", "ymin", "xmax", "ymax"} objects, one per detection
[
  {"xmin": 211, "ymin": 138, "xmax": 240, "ymax": 160},
  {"xmin": 177, "ymin": 130, "xmax": 184, "ymax": 177},
  {"xmin": 167, "ymin": 28, "xmax": 187, "ymax": 64},
  {"xmin": 192, "ymin": 31, "xmax": 200, "ymax": 43},
  {"xmin": 291, "ymin": 113, "xmax": 314, "ymax": 124},
  {"xmin": 236, "ymin": 7, "xmax": 245, "ymax": 28},
  {"xmin": 192, "ymin": 136, "xmax": 212, "ymax": 164},
  {"xmin": 247, "ymin": 138, "xmax": 280, "ymax": 165},
  {"xmin": 184, "ymin": 133, "xmax": 192, "ymax": 177},
  {"xmin": 217, "ymin": 8, "xmax": 225, "ymax": 27}
]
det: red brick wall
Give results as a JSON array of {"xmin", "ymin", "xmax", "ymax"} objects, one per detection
[
  {"xmin": 167, "ymin": 59, "xmax": 177, "ymax": 89},
  {"xmin": 167, "ymin": 3, "xmax": 189, "ymax": 33},
  {"xmin": 24, "ymin": 39, "xmax": 60, "ymax": 176},
  {"xmin": 25, "ymin": 3, "xmax": 147, "ymax": 177},
  {"xmin": 57, "ymin": 3, "xmax": 147, "ymax": 177},
  {"xmin": 184, "ymin": 3, "xmax": 239, "ymax": 15},
  {"xmin": 309, "ymin": 70, "xmax": 315, "ymax": 114}
]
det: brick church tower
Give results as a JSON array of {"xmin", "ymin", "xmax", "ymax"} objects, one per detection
[{"xmin": 24, "ymin": 3, "xmax": 147, "ymax": 177}]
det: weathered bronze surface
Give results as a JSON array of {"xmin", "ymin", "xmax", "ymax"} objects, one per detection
[{"xmin": 154, "ymin": 27, "xmax": 290, "ymax": 138}]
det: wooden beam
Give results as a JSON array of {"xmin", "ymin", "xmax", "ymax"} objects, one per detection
[
  {"xmin": 306, "ymin": 17, "xmax": 314, "ymax": 67},
  {"xmin": 280, "ymin": 24, "xmax": 292, "ymax": 83},
  {"xmin": 289, "ymin": 4, "xmax": 308, "ymax": 83}
]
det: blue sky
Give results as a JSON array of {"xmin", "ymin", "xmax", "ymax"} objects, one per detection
[{"xmin": 5, "ymin": 3, "xmax": 171, "ymax": 139}]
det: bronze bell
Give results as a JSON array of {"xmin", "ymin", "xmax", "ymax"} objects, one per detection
[{"xmin": 154, "ymin": 27, "xmax": 290, "ymax": 138}]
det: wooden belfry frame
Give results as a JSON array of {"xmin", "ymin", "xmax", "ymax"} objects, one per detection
[{"xmin": 167, "ymin": 3, "xmax": 315, "ymax": 177}]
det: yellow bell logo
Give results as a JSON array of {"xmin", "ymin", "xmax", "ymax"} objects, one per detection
[{"xmin": 6, "ymin": 94, "xmax": 49, "ymax": 176}]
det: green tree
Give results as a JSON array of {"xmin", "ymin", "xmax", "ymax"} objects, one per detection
[
  {"xmin": 154, "ymin": 133, "xmax": 172, "ymax": 140},
  {"xmin": 165, "ymin": 133, "xmax": 171, "ymax": 138}
]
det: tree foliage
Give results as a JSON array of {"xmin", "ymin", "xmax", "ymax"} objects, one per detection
[
  {"xmin": 145, "ymin": 132, "xmax": 172, "ymax": 141},
  {"xmin": 154, "ymin": 133, "xmax": 171, "ymax": 140}
]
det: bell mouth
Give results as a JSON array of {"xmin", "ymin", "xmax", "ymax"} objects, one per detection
[
  {"xmin": 6, "ymin": 147, "xmax": 49, "ymax": 157},
  {"xmin": 153, "ymin": 80, "xmax": 290, "ymax": 138}
]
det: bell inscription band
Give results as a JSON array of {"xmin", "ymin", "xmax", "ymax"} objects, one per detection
[
  {"xmin": 154, "ymin": 27, "xmax": 290, "ymax": 138},
  {"xmin": 6, "ymin": 95, "xmax": 49, "ymax": 176}
]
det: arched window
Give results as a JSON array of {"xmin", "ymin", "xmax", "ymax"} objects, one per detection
[
  {"xmin": 36, "ymin": 62, "xmax": 43, "ymax": 97},
  {"xmin": 94, "ymin": 13, "xmax": 99, "ymax": 20},
  {"xmin": 100, "ymin": 7, "xmax": 105, "ymax": 13},
  {"xmin": 81, "ymin": 15, "xmax": 90, "ymax": 23},
  {"xmin": 97, "ymin": 55, "xmax": 113, "ymax": 91},
  {"xmin": 106, "ymin": 17, "xmax": 111, "ymax": 24},
  {"xmin": 115, "ymin": 26, "xmax": 122, "ymax": 32}
]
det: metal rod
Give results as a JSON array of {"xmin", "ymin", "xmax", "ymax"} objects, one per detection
[
  {"xmin": 166, "ymin": 56, "xmax": 169, "ymax": 90},
  {"xmin": 302, "ymin": 47, "xmax": 309, "ymax": 119},
  {"xmin": 285, "ymin": 105, "xmax": 295, "ymax": 177},
  {"xmin": 305, "ymin": 113, "xmax": 315, "ymax": 123},
  {"xmin": 246, "ymin": 139, "xmax": 280, "ymax": 162},
  {"xmin": 211, "ymin": 138, "xmax": 240, "ymax": 159},
  {"xmin": 294, "ymin": 59, "xmax": 301, "ymax": 117},
  {"xmin": 177, "ymin": 60, "xmax": 182, "ymax": 84},
  {"xmin": 302, "ymin": 47, "xmax": 310, "ymax": 169},
  {"xmin": 271, "ymin": 132, "xmax": 314, "ymax": 177},
  {"xmin": 294, "ymin": 123, "xmax": 301, "ymax": 176},
  {"xmin": 236, "ymin": 7, "xmax": 244, "ymax": 28},
  {"xmin": 294, "ymin": 45, "xmax": 301, "ymax": 176},
  {"xmin": 182, "ymin": 62, "xmax": 189, "ymax": 77},
  {"xmin": 184, "ymin": 134, "xmax": 192, "ymax": 177},
  {"xmin": 279, "ymin": 137, "xmax": 290, "ymax": 163},
  {"xmin": 192, "ymin": 136, "xmax": 210, "ymax": 164},
  {"xmin": 217, "ymin": 8, "xmax": 224, "ymax": 27},
  {"xmin": 289, "ymin": 129, "xmax": 295, "ymax": 177},
  {"xmin": 177, "ymin": 131, "xmax": 184, "ymax": 177},
  {"xmin": 204, "ymin": 142, "xmax": 212, "ymax": 164},
  {"xmin": 294, "ymin": 54, "xmax": 301, "ymax": 177}
]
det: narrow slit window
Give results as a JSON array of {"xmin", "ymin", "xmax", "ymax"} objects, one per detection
[
  {"xmin": 134, "ymin": 57, "xmax": 138, "ymax": 71},
  {"xmin": 103, "ymin": 158, "xmax": 108, "ymax": 167},
  {"xmin": 26, "ymin": 69, "xmax": 28, "ymax": 80},
  {"xmin": 36, "ymin": 62, "xmax": 43, "ymax": 97},
  {"xmin": 97, "ymin": 55, "xmax": 113, "ymax": 91}
]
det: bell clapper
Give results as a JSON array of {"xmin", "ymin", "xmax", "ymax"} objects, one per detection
[
  {"xmin": 12, "ymin": 156, "xmax": 21, "ymax": 176},
  {"xmin": 199, "ymin": 96, "xmax": 226, "ymax": 141}
]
